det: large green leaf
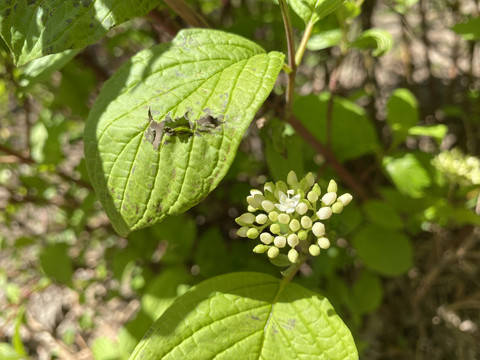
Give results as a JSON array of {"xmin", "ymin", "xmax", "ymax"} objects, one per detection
[
  {"xmin": 129, "ymin": 272, "xmax": 358, "ymax": 360},
  {"xmin": 0, "ymin": 0, "xmax": 158, "ymax": 66},
  {"xmin": 288, "ymin": 0, "xmax": 345, "ymax": 25},
  {"xmin": 84, "ymin": 29, "xmax": 284, "ymax": 236}
]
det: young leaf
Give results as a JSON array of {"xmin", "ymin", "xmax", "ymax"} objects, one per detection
[
  {"xmin": 351, "ymin": 28, "xmax": 393, "ymax": 57},
  {"xmin": 288, "ymin": 0, "xmax": 345, "ymax": 25},
  {"xmin": 0, "ymin": 0, "xmax": 158, "ymax": 66},
  {"xmin": 129, "ymin": 272, "xmax": 358, "ymax": 360},
  {"xmin": 84, "ymin": 29, "xmax": 284, "ymax": 236}
]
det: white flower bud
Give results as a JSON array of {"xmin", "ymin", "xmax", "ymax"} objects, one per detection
[
  {"xmin": 260, "ymin": 232, "xmax": 273, "ymax": 244},
  {"xmin": 255, "ymin": 214, "xmax": 268, "ymax": 224},
  {"xmin": 337, "ymin": 193, "xmax": 353, "ymax": 206},
  {"xmin": 307, "ymin": 191, "xmax": 318, "ymax": 204},
  {"xmin": 274, "ymin": 236, "xmax": 286, "ymax": 248},
  {"xmin": 288, "ymin": 248, "xmax": 299, "ymax": 263},
  {"xmin": 287, "ymin": 233, "xmax": 299, "ymax": 247},
  {"xmin": 309, "ymin": 244, "xmax": 321, "ymax": 256},
  {"xmin": 317, "ymin": 237, "xmax": 330, "ymax": 249},
  {"xmin": 268, "ymin": 211, "xmax": 279, "ymax": 222},
  {"xmin": 312, "ymin": 222, "xmax": 325, "ymax": 237},
  {"xmin": 264, "ymin": 182, "xmax": 275, "ymax": 194},
  {"xmin": 247, "ymin": 205, "xmax": 256, "ymax": 212},
  {"xmin": 331, "ymin": 201, "xmax": 344, "ymax": 214},
  {"xmin": 236, "ymin": 213, "xmax": 255, "ymax": 225},
  {"xmin": 278, "ymin": 213, "xmax": 290, "ymax": 224},
  {"xmin": 289, "ymin": 219, "xmax": 300, "ymax": 232},
  {"xmin": 321, "ymin": 192, "xmax": 337, "ymax": 206},
  {"xmin": 261, "ymin": 200, "xmax": 275, "ymax": 212},
  {"xmin": 316, "ymin": 207, "xmax": 332, "ymax": 220},
  {"xmin": 287, "ymin": 171, "xmax": 298, "ymax": 186},
  {"xmin": 301, "ymin": 216, "xmax": 312, "ymax": 229},
  {"xmin": 312, "ymin": 183, "xmax": 321, "ymax": 196},
  {"xmin": 247, "ymin": 228, "xmax": 259, "ymax": 239},
  {"xmin": 327, "ymin": 179, "xmax": 338, "ymax": 193},
  {"xmin": 250, "ymin": 189, "xmax": 263, "ymax": 196},
  {"xmin": 295, "ymin": 202, "xmax": 308, "ymax": 215},
  {"xmin": 270, "ymin": 224, "xmax": 281, "ymax": 234},
  {"xmin": 267, "ymin": 246, "xmax": 279, "ymax": 258},
  {"xmin": 236, "ymin": 226, "xmax": 249, "ymax": 237}
]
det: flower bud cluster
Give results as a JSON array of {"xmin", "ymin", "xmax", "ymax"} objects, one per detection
[
  {"xmin": 432, "ymin": 148, "xmax": 480, "ymax": 186},
  {"xmin": 236, "ymin": 171, "xmax": 353, "ymax": 264}
]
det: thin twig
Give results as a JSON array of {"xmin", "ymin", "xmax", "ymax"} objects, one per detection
[{"xmin": 164, "ymin": 0, "xmax": 210, "ymax": 28}]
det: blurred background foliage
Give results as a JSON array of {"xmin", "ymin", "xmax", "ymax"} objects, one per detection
[{"xmin": 1, "ymin": 0, "xmax": 480, "ymax": 359}]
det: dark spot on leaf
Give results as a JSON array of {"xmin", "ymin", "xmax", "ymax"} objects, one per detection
[
  {"xmin": 81, "ymin": 0, "xmax": 92, "ymax": 7},
  {"xmin": 89, "ymin": 22, "xmax": 94, "ymax": 28},
  {"xmin": 66, "ymin": 18, "xmax": 72, "ymax": 24},
  {"xmin": 27, "ymin": 0, "xmax": 36, "ymax": 5},
  {"xmin": 145, "ymin": 107, "xmax": 165, "ymax": 150},
  {"xmin": 5, "ymin": 9, "xmax": 10, "ymax": 16},
  {"xmin": 250, "ymin": 315, "xmax": 261, "ymax": 321},
  {"xmin": 5, "ymin": 0, "xmax": 11, "ymax": 5}
]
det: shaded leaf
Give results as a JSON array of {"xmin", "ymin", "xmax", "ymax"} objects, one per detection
[
  {"xmin": 353, "ymin": 225, "xmax": 413, "ymax": 276},
  {"xmin": 452, "ymin": 17, "xmax": 480, "ymax": 40},
  {"xmin": 363, "ymin": 200, "xmax": 404, "ymax": 230},
  {"xmin": 130, "ymin": 272, "xmax": 358, "ymax": 360},
  {"xmin": 85, "ymin": 29, "xmax": 284, "ymax": 236},
  {"xmin": 351, "ymin": 28, "xmax": 393, "ymax": 57},
  {"xmin": 352, "ymin": 271, "xmax": 383, "ymax": 315},
  {"xmin": 0, "ymin": 0, "xmax": 158, "ymax": 66},
  {"xmin": 307, "ymin": 29, "xmax": 342, "ymax": 50},
  {"xmin": 386, "ymin": 88, "xmax": 419, "ymax": 148},
  {"xmin": 39, "ymin": 244, "xmax": 74, "ymax": 286}
]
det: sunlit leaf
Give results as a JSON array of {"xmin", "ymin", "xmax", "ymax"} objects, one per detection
[
  {"xmin": 351, "ymin": 28, "xmax": 393, "ymax": 56},
  {"xmin": 288, "ymin": 0, "xmax": 345, "ymax": 25},
  {"xmin": 386, "ymin": 88, "xmax": 419, "ymax": 148},
  {"xmin": 84, "ymin": 29, "xmax": 284, "ymax": 236},
  {"xmin": 130, "ymin": 272, "xmax": 358, "ymax": 360}
]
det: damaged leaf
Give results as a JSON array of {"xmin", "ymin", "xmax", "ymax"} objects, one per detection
[{"xmin": 84, "ymin": 29, "xmax": 284, "ymax": 236}]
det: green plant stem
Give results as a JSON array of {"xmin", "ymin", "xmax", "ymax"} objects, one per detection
[
  {"xmin": 295, "ymin": 21, "xmax": 314, "ymax": 66},
  {"xmin": 278, "ymin": 0, "xmax": 296, "ymax": 118},
  {"xmin": 163, "ymin": 0, "xmax": 210, "ymax": 28}
]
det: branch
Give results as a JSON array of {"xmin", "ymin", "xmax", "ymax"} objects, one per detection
[
  {"xmin": 163, "ymin": 0, "xmax": 210, "ymax": 28},
  {"xmin": 287, "ymin": 115, "xmax": 369, "ymax": 201}
]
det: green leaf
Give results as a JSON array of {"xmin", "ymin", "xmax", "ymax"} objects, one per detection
[
  {"xmin": 408, "ymin": 124, "xmax": 448, "ymax": 144},
  {"xmin": 18, "ymin": 49, "xmax": 79, "ymax": 89},
  {"xmin": 352, "ymin": 225, "xmax": 413, "ymax": 276},
  {"xmin": 293, "ymin": 93, "xmax": 380, "ymax": 161},
  {"xmin": 39, "ymin": 243, "xmax": 74, "ymax": 286},
  {"xmin": 194, "ymin": 227, "xmax": 230, "ymax": 277},
  {"xmin": 288, "ymin": 0, "xmax": 345, "ymax": 25},
  {"xmin": 0, "ymin": 0, "xmax": 158, "ymax": 66},
  {"xmin": 129, "ymin": 272, "xmax": 358, "ymax": 360},
  {"xmin": 265, "ymin": 131, "xmax": 305, "ymax": 182},
  {"xmin": 85, "ymin": 29, "xmax": 284, "ymax": 236},
  {"xmin": 352, "ymin": 271, "xmax": 383, "ymax": 315},
  {"xmin": 452, "ymin": 17, "xmax": 480, "ymax": 41},
  {"xmin": 363, "ymin": 200, "xmax": 404, "ymax": 231},
  {"xmin": 91, "ymin": 337, "xmax": 120, "ymax": 360},
  {"xmin": 0, "ymin": 343, "xmax": 22, "ymax": 360},
  {"xmin": 307, "ymin": 29, "xmax": 342, "ymax": 50},
  {"xmin": 351, "ymin": 29, "xmax": 393, "ymax": 57},
  {"xmin": 393, "ymin": 0, "xmax": 419, "ymax": 14},
  {"xmin": 386, "ymin": 88, "xmax": 419, "ymax": 148},
  {"xmin": 383, "ymin": 152, "xmax": 433, "ymax": 198}
]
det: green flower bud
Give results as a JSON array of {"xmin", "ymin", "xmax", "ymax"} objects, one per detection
[
  {"xmin": 316, "ymin": 207, "xmax": 332, "ymax": 220},
  {"xmin": 278, "ymin": 213, "xmax": 290, "ymax": 224},
  {"xmin": 309, "ymin": 244, "xmax": 321, "ymax": 256},
  {"xmin": 255, "ymin": 214, "xmax": 268, "ymax": 224},
  {"xmin": 247, "ymin": 228, "xmax": 259, "ymax": 239},
  {"xmin": 253, "ymin": 244, "xmax": 269, "ymax": 254},
  {"xmin": 331, "ymin": 201, "xmax": 344, "ymax": 214},
  {"xmin": 287, "ymin": 233, "xmax": 299, "ymax": 247},
  {"xmin": 247, "ymin": 205, "xmax": 256, "ymax": 212},
  {"xmin": 270, "ymin": 223, "xmax": 281, "ymax": 234},
  {"xmin": 301, "ymin": 216, "xmax": 312, "ymax": 229},
  {"xmin": 276, "ymin": 181, "xmax": 288, "ymax": 194},
  {"xmin": 267, "ymin": 246, "xmax": 280, "ymax": 258},
  {"xmin": 289, "ymin": 219, "xmax": 300, "ymax": 232},
  {"xmin": 321, "ymin": 192, "xmax": 337, "ymax": 206},
  {"xmin": 298, "ymin": 230, "xmax": 308, "ymax": 241},
  {"xmin": 305, "ymin": 172, "xmax": 315, "ymax": 187},
  {"xmin": 338, "ymin": 193, "xmax": 353, "ymax": 206},
  {"xmin": 260, "ymin": 232, "xmax": 273, "ymax": 244},
  {"xmin": 250, "ymin": 189, "xmax": 263, "ymax": 196},
  {"xmin": 235, "ymin": 213, "xmax": 255, "ymax": 226},
  {"xmin": 295, "ymin": 202, "xmax": 308, "ymax": 215},
  {"xmin": 288, "ymin": 248, "xmax": 299, "ymax": 263},
  {"xmin": 312, "ymin": 222, "xmax": 325, "ymax": 237},
  {"xmin": 262, "ymin": 200, "xmax": 275, "ymax": 212},
  {"xmin": 264, "ymin": 182, "xmax": 276, "ymax": 194},
  {"xmin": 287, "ymin": 171, "xmax": 298, "ymax": 186},
  {"xmin": 317, "ymin": 237, "xmax": 330, "ymax": 249},
  {"xmin": 236, "ymin": 226, "xmax": 249, "ymax": 237},
  {"xmin": 307, "ymin": 191, "xmax": 318, "ymax": 203},
  {"xmin": 268, "ymin": 211, "xmax": 279, "ymax": 222},
  {"xmin": 312, "ymin": 183, "xmax": 321, "ymax": 196},
  {"xmin": 274, "ymin": 236, "xmax": 286, "ymax": 248},
  {"xmin": 327, "ymin": 179, "xmax": 338, "ymax": 193}
]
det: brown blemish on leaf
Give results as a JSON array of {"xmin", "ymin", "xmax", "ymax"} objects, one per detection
[{"xmin": 145, "ymin": 107, "xmax": 164, "ymax": 150}]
